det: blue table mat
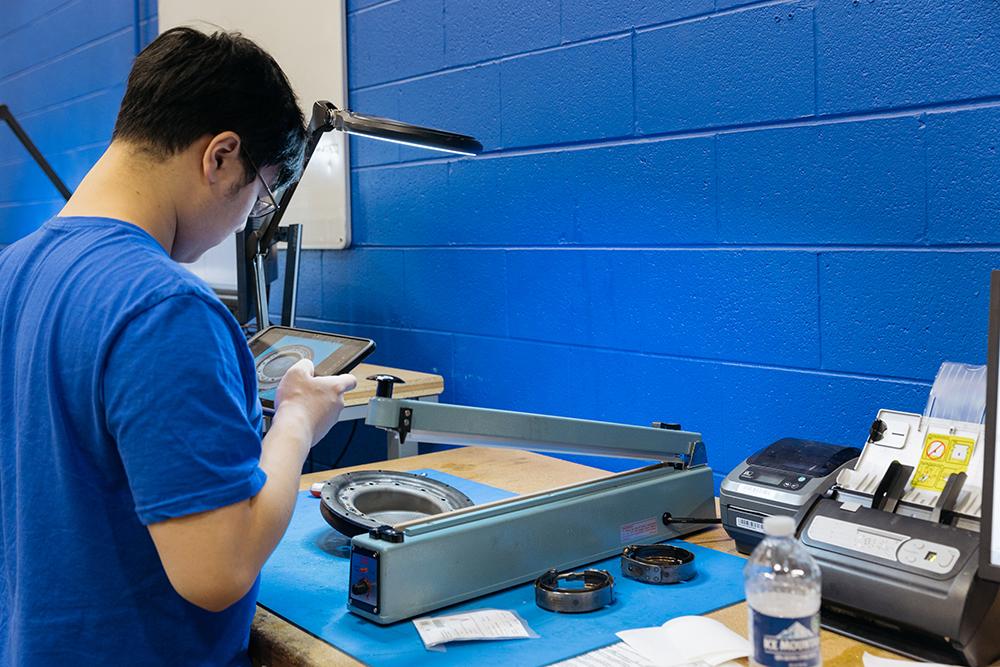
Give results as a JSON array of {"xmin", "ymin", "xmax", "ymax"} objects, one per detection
[{"xmin": 258, "ymin": 469, "xmax": 747, "ymax": 666}]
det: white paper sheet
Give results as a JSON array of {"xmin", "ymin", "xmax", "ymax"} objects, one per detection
[
  {"xmin": 862, "ymin": 652, "xmax": 958, "ymax": 667},
  {"xmin": 549, "ymin": 642, "xmax": 657, "ymax": 667},
  {"xmin": 549, "ymin": 642, "xmax": 743, "ymax": 667},
  {"xmin": 412, "ymin": 609, "xmax": 536, "ymax": 649},
  {"xmin": 616, "ymin": 616, "xmax": 750, "ymax": 667}
]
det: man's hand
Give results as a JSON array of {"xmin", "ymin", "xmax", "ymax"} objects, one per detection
[
  {"xmin": 273, "ymin": 359, "xmax": 357, "ymax": 450},
  {"xmin": 148, "ymin": 360, "xmax": 356, "ymax": 612}
]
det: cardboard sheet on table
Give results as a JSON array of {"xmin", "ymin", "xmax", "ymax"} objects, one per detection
[{"xmin": 257, "ymin": 469, "xmax": 747, "ymax": 667}]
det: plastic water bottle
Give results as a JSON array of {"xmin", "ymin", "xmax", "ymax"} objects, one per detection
[{"xmin": 744, "ymin": 515, "xmax": 822, "ymax": 667}]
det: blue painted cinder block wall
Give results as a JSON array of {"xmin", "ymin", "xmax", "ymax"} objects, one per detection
[
  {"xmin": 306, "ymin": 0, "xmax": 1000, "ymax": 483},
  {"xmin": 0, "ymin": 1, "xmax": 157, "ymax": 243},
  {"xmin": 4, "ymin": 1, "xmax": 1000, "ymax": 486}
]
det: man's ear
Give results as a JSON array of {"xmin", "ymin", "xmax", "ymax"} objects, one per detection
[{"xmin": 202, "ymin": 131, "xmax": 242, "ymax": 186}]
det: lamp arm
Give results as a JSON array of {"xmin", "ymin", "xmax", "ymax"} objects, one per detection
[
  {"xmin": 252, "ymin": 101, "xmax": 338, "ymax": 255},
  {"xmin": 1, "ymin": 104, "xmax": 72, "ymax": 201}
]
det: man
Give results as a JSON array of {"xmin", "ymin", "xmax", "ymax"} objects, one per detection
[{"xmin": 0, "ymin": 28, "xmax": 356, "ymax": 665}]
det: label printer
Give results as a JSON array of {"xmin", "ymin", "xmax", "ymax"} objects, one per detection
[{"xmin": 722, "ymin": 363, "xmax": 1000, "ymax": 665}]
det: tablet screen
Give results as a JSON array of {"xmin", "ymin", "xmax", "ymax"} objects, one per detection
[{"xmin": 248, "ymin": 327, "xmax": 375, "ymax": 408}]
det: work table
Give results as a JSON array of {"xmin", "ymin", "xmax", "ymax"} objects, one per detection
[{"xmin": 250, "ymin": 447, "xmax": 902, "ymax": 667}]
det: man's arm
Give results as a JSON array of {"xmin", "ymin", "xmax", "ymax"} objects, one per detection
[{"xmin": 147, "ymin": 360, "xmax": 356, "ymax": 612}]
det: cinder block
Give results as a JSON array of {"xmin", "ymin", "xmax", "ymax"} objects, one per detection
[
  {"xmin": 348, "ymin": 0, "xmax": 444, "ymax": 89},
  {"xmin": 816, "ymin": 0, "xmax": 1000, "ymax": 114},
  {"xmin": 0, "ymin": 0, "xmax": 67, "ymax": 37},
  {"xmin": 0, "ymin": 142, "xmax": 103, "ymax": 202},
  {"xmin": 0, "ymin": 201, "xmax": 63, "ymax": 244},
  {"xmin": 140, "ymin": 16, "xmax": 157, "ymax": 49},
  {"xmin": 0, "ymin": 32, "xmax": 133, "ymax": 115},
  {"xmin": 447, "ymin": 135, "xmax": 714, "ymax": 246},
  {"xmin": 396, "ymin": 64, "xmax": 500, "ymax": 160},
  {"xmin": 635, "ymin": 2, "xmax": 814, "ymax": 134},
  {"xmin": 598, "ymin": 349, "xmax": 929, "ymax": 477},
  {"xmin": 560, "ymin": 0, "xmax": 712, "ymax": 42},
  {"xmin": 350, "ymin": 163, "xmax": 449, "ymax": 245},
  {"xmin": 450, "ymin": 336, "xmax": 928, "ymax": 475},
  {"xmin": 451, "ymin": 335, "xmax": 578, "ymax": 416},
  {"xmin": 557, "ymin": 137, "xmax": 716, "ymax": 244},
  {"xmin": 444, "ymin": 0, "xmax": 559, "ymax": 66},
  {"xmin": 506, "ymin": 250, "xmax": 646, "ymax": 352},
  {"xmin": 348, "ymin": 86, "xmax": 401, "ymax": 167},
  {"xmin": 138, "ymin": 0, "xmax": 156, "ymax": 21},
  {"xmin": 715, "ymin": 0, "xmax": 762, "ymax": 8},
  {"xmin": 637, "ymin": 249, "xmax": 819, "ymax": 366},
  {"xmin": 298, "ymin": 252, "xmax": 325, "ymax": 321},
  {"xmin": 717, "ymin": 117, "xmax": 925, "ymax": 244},
  {"xmin": 0, "ymin": 85, "xmax": 123, "ymax": 159},
  {"xmin": 927, "ymin": 108, "xmax": 1000, "ymax": 244},
  {"xmin": 820, "ymin": 251, "xmax": 1000, "ymax": 379},
  {"xmin": 401, "ymin": 249, "xmax": 507, "ymax": 336},
  {"xmin": 269, "ymin": 248, "xmax": 323, "ymax": 322},
  {"xmin": 506, "ymin": 249, "xmax": 818, "ymax": 367},
  {"xmin": 445, "ymin": 153, "xmax": 576, "ymax": 246},
  {"xmin": 0, "ymin": 1, "xmax": 131, "ymax": 80},
  {"xmin": 321, "ymin": 248, "xmax": 408, "ymax": 327},
  {"xmin": 295, "ymin": 316, "xmax": 454, "ymax": 382},
  {"xmin": 500, "ymin": 37, "xmax": 632, "ymax": 147}
]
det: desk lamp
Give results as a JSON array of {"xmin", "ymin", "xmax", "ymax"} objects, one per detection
[{"xmin": 246, "ymin": 101, "xmax": 483, "ymax": 329}]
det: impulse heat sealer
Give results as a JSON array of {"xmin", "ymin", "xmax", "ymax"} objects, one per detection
[{"xmin": 344, "ymin": 396, "xmax": 716, "ymax": 624}]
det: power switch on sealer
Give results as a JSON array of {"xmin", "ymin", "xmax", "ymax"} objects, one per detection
[{"xmin": 349, "ymin": 550, "xmax": 379, "ymax": 612}]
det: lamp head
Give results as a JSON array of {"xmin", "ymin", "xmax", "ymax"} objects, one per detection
[{"xmin": 310, "ymin": 101, "xmax": 482, "ymax": 156}]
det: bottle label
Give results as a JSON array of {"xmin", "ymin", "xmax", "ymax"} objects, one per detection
[{"xmin": 751, "ymin": 609, "xmax": 821, "ymax": 667}]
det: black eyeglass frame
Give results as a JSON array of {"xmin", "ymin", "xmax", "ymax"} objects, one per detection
[{"xmin": 242, "ymin": 148, "xmax": 280, "ymax": 220}]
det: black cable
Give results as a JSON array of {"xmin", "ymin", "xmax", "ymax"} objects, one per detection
[{"xmin": 330, "ymin": 420, "xmax": 359, "ymax": 470}]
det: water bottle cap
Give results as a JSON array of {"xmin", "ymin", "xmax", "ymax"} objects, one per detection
[{"xmin": 763, "ymin": 515, "xmax": 795, "ymax": 537}]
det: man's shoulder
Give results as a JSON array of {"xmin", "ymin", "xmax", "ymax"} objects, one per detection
[
  {"xmin": 59, "ymin": 218, "xmax": 228, "ymax": 319},
  {"xmin": 32, "ymin": 216, "xmax": 236, "ymax": 334}
]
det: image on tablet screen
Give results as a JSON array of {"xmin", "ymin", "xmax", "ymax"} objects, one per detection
[{"xmin": 253, "ymin": 333, "xmax": 343, "ymax": 403}]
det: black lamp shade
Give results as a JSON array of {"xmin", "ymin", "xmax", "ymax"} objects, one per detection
[{"xmin": 334, "ymin": 109, "xmax": 483, "ymax": 156}]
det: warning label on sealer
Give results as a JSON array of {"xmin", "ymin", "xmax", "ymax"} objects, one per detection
[
  {"xmin": 912, "ymin": 432, "xmax": 976, "ymax": 492},
  {"xmin": 620, "ymin": 517, "xmax": 659, "ymax": 544}
]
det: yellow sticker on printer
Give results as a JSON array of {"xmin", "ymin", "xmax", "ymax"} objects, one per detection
[{"xmin": 911, "ymin": 433, "xmax": 976, "ymax": 491}]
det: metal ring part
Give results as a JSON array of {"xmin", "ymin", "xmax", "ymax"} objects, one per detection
[
  {"xmin": 534, "ymin": 568, "xmax": 615, "ymax": 613},
  {"xmin": 256, "ymin": 344, "xmax": 314, "ymax": 389},
  {"xmin": 320, "ymin": 470, "xmax": 474, "ymax": 537},
  {"xmin": 621, "ymin": 544, "xmax": 696, "ymax": 584}
]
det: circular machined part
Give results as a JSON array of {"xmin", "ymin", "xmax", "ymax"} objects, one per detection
[
  {"xmin": 319, "ymin": 470, "xmax": 474, "ymax": 537},
  {"xmin": 256, "ymin": 344, "xmax": 313, "ymax": 389},
  {"xmin": 621, "ymin": 544, "xmax": 696, "ymax": 584},
  {"xmin": 535, "ymin": 569, "xmax": 615, "ymax": 613}
]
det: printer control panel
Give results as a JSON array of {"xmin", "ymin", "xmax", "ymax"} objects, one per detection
[
  {"xmin": 807, "ymin": 515, "xmax": 961, "ymax": 575},
  {"xmin": 738, "ymin": 466, "xmax": 812, "ymax": 491}
]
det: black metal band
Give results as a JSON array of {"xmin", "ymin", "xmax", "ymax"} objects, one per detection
[
  {"xmin": 621, "ymin": 544, "xmax": 697, "ymax": 584},
  {"xmin": 534, "ymin": 569, "xmax": 615, "ymax": 613}
]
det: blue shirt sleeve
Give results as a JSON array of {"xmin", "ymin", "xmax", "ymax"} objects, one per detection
[{"xmin": 103, "ymin": 293, "xmax": 267, "ymax": 525}]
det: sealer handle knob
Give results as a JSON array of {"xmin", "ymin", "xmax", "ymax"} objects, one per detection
[{"xmin": 368, "ymin": 374, "xmax": 405, "ymax": 398}]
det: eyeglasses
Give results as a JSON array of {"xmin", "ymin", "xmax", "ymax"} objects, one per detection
[{"xmin": 243, "ymin": 149, "xmax": 280, "ymax": 219}]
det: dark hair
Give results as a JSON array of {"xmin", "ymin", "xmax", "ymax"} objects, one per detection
[{"xmin": 113, "ymin": 27, "xmax": 306, "ymax": 190}]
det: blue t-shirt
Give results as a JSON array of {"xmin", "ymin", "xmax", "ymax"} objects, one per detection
[{"xmin": 0, "ymin": 217, "xmax": 266, "ymax": 665}]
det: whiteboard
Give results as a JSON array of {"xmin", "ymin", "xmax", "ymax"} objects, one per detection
[{"xmin": 158, "ymin": 0, "xmax": 350, "ymax": 290}]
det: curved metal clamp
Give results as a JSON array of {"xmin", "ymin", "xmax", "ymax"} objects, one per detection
[
  {"xmin": 534, "ymin": 568, "xmax": 614, "ymax": 613},
  {"xmin": 621, "ymin": 544, "xmax": 696, "ymax": 584}
]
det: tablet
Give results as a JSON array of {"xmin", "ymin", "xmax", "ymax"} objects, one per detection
[{"xmin": 248, "ymin": 326, "xmax": 375, "ymax": 410}]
